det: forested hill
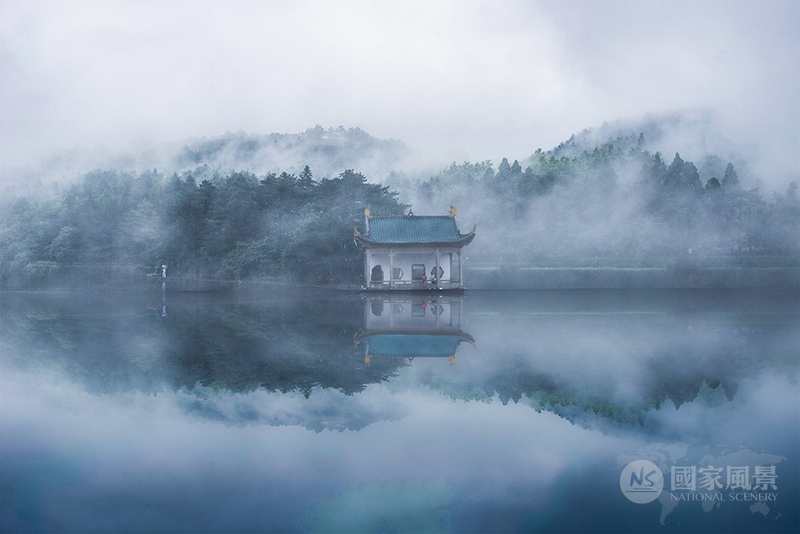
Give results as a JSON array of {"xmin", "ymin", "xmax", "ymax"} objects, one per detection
[
  {"xmin": 2, "ymin": 122, "xmax": 800, "ymax": 289},
  {"xmin": 177, "ymin": 126, "xmax": 408, "ymax": 179},
  {"xmin": 410, "ymin": 130, "xmax": 800, "ymax": 265},
  {"xmin": 1, "ymin": 126, "xmax": 409, "ymax": 200},
  {"xmin": 0, "ymin": 167, "xmax": 406, "ymax": 288}
]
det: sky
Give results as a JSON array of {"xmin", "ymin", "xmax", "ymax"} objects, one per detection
[{"xmin": 1, "ymin": 0, "xmax": 799, "ymax": 180}]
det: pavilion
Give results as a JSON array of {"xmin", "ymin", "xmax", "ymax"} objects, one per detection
[{"xmin": 354, "ymin": 207, "xmax": 475, "ymax": 290}]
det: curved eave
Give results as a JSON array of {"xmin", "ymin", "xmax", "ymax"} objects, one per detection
[
  {"xmin": 354, "ymin": 329, "xmax": 475, "ymax": 344},
  {"xmin": 355, "ymin": 330, "xmax": 475, "ymax": 358},
  {"xmin": 354, "ymin": 231, "xmax": 476, "ymax": 249}
]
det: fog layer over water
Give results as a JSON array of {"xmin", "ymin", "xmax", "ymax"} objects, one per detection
[{"xmin": 0, "ymin": 290, "xmax": 797, "ymax": 532}]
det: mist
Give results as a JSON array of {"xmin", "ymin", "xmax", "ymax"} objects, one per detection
[
  {"xmin": 2, "ymin": 5, "xmax": 800, "ymax": 531},
  {"xmin": 2, "ymin": 0, "xmax": 799, "ymax": 183},
  {"xmin": 2, "ymin": 1, "xmax": 800, "ymax": 289},
  {"xmin": 0, "ymin": 290, "xmax": 797, "ymax": 531}
]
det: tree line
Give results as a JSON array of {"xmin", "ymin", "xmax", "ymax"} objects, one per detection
[
  {"xmin": 3, "ymin": 130, "xmax": 799, "ymax": 288},
  {"xmin": 415, "ymin": 132, "xmax": 800, "ymax": 262},
  {"xmin": 0, "ymin": 166, "xmax": 406, "ymax": 287}
]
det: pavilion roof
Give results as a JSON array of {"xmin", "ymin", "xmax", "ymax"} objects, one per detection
[
  {"xmin": 362, "ymin": 333, "xmax": 472, "ymax": 358},
  {"xmin": 356, "ymin": 215, "xmax": 475, "ymax": 247}
]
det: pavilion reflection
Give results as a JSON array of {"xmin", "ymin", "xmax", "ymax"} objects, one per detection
[{"xmin": 356, "ymin": 295, "xmax": 474, "ymax": 365}]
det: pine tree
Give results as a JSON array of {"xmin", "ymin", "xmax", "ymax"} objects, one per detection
[
  {"xmin": 683, "ymin": 162, "xmax": 703, "ymax": 192},
  {"xmin": 497, "ymin": 158, "xmax": 512, "ymax": 179},
  {"xmin": 298, "ymin": 165, "xmax": 315, "ymax": 190},
  {"xmin": 663, "ymin": 153, "xmax": 701, "ymax": 192},
  {"xmin": 722, "ymin": 162, "xmax": 740, "ymax": 189},
  {"xmin": 705, "ymin": 177, "xmax": 721, "ymax": 191},
  {"xmin": 644, "ymin": 152, "xmax": 667, "ymax": 184},
  {"xmin": 663, "ymin": 153, "xmax": 685, "ymax": 188}
]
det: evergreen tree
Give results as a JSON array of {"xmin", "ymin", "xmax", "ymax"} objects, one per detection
[
  {"xmin": 298, "ymin": 165, "xmax": 316, "ymax": 190},
  {"xmin": 663, "ymin": 153, "xmax": 686, "ymax": 189},
  {"xmin": 722, "ymin": 162, "xmax": 740, "ymax": 189},
  {"xmin": 663, "ymin": 153, "xmax": 701, "ymax": 192},
  {"xmin": 705, "ymin": 177, "xmax": 721, "ymax": 191},
  {"xmin": 643, "ymin": 152, "xmax": 667, "ymax": 185},
  {"xmin": 497, "ymin": 158, "xmax": 512, "ymax": 179},
  {"xmin": 683, "ymin": 162, "xmax": 703, "ymax": 192}
]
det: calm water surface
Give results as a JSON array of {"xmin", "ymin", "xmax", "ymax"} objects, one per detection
[{"xmin": 0, "ymin": 289, "xmax": 797, "ymax": 533}]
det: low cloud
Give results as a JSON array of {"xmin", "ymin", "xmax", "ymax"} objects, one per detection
[{"xmin": 1, "ymin": 0, "xmax": 798, "ymax": 183}]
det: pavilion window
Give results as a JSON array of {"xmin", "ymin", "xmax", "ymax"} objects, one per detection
[
  {"xmin": 411, "ymin": 264, "xmax": 425, "ymax": 281},
  {"xmin": 371, "ymin": 265, "xmax": 384, "ymax": 282}
]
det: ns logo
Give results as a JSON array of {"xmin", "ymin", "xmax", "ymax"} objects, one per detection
[{"xmin": 619, "ymin": 459, "xmax": 664, "ymax": 504}]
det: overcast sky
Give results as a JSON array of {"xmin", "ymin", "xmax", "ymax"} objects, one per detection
[{"xmin": 2, "ymin": 0, "xmax": 798, "ymax": 178}]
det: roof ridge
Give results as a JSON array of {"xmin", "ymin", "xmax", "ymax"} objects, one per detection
[{"xmin": 370, "ymin": 214, "xmax": 453, "ymax": 219}]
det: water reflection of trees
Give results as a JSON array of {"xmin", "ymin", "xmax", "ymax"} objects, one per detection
[
  {"xmin": 0, "ymin": 293, "xmax": 406, "ymax": 396},
  {"xmin": 1, "ymin": 290, "xmax": 797, "ymax": 430},
  {"xmin": 424, "ymin": 294, "xmax": 799, "ymax": 426}
]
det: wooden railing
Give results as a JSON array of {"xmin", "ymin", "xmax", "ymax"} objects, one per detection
[{"xmin": 367, "ymin": 279, "xmax": 462, "ymax": 290}]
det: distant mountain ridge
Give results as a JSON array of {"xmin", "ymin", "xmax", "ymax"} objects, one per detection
[
  {"xmin": 176, "ymin": 126, "xmax": 409, "ymax": 179},
  {"xmin": 406, "ymin": 113, "xmax": 799, "ymax": 266},
  {"xmin": 3, "ymin": 114, "xmax": 799, "ymax": 289},
  {"xmin": 0, "ymin": 126, "xmax": 409, "ymax": 200},
  {"xmin": 545, "ymin": 111, "xmax": 751, "ymax": 183}
]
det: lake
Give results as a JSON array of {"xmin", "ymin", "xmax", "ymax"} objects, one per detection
[{"xmin": 0, "ymin": 289, "xmax": 797, "ymax": 533}]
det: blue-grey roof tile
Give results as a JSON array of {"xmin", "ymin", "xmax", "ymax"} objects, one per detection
[
  {"xmin": 366, "ymin": 334, "xmax": 463, "ymax": 357},
  {"xmin": 368, "ymin": 216, "xmax": 462, "ymax": 244}
]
